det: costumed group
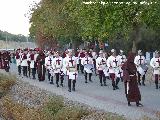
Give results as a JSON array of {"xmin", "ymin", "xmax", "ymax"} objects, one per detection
[{"xmin": 0, "ymin": 48, "xmax": 160, "ymax": 107}]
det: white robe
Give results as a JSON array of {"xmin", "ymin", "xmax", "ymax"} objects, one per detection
[{"xmin": 150, "ymin": 57, "xmax": 160, "ymax": 75}]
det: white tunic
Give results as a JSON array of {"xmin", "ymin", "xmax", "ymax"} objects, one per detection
[
  {"xmin": 134, "ymin": 55, "xmax": 147, "ymax": 75},
  {"xmin": 82, "ymin": 57, "xmax": 93, "ymax": 73},
  {"xmin": 15, "ymin": 53, "xmax": 22, "ymax": 66},
  {"xmin": 107, "ymin": 55, "xmax": 121, "ymax": 76},
  {"xmin": 21, "ymin": 54, "xmax": 28, "ymax": 67},
  {"xmin": 150, "ymin": 57, "xmax": 160, "ymax": 75},
  {"xmin": 45, "ymin": 55, "xmax": 53, "ymax": 70},
  {"xmin": 65, "ymin": 56, "xmax": 78, "ymax": 80},
  {"xmin": 52, "ymin": 57, "xmax": 63, "ymax": 73}
]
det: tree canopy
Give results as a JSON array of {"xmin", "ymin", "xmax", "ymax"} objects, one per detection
[{"xmin": 29, "ymin": 0, "xmax": 160, "ymax": 52}]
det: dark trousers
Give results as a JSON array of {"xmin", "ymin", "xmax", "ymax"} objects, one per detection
[
  {"xmin": 155, "ymin": 74, "xmax": 159, "ymax": 89},
  {"xmin": 55, "ymin": 73, "xmax": 64, "ymax": 86},
  {"xmin": 80, "ymin": 65, "xmax": 84, "ymax": 73},
  {"xmin": 31, "ymin": 68, "xmax": 36, "ymax": 79},
  {"xmin": 84, "ymin": 71, "xmax": 92, "ymax": 82},
  {"xmin": 18, "ymin": 65, "xmax": 21, "ymax": 75},
  {"xmin": 47, "ymin": 70, "xmax": 52, "ymax": 81},
  {"xmin": 28, "ymin": 65, "xmax": 31, "ymax": 77},
  {"xmin": 110, "ymin": 73, "xmax": 116, "ymax": 88},
  {"xmin": 23, "ymin": 66, "xmax": 27, "ymax": 77},
  {"xmin": 137, "ymin": 72, "xmax": 145, "ymax": 85},
  {"xmin": 93, "ymin": 59, "xmax": 96, "ymax": 74},
  {"xmin": 68, "ymin": 79, "xmax": 76, "ymax": 91},
  {"xmin": 98, "ymin": 70, "xmax": 106, "ymax": 85}
]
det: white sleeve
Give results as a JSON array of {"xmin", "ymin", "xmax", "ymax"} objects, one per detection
[{"xmin": 150, "ymin": 58, "xmax": 155, "ymax": 68}]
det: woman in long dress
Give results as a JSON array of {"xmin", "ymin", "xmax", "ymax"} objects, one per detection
[{"xmin": 122, "ymin": 52, "xmax": 143, "ymax": 107}]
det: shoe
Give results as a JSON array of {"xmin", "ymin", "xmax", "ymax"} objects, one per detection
[
  {"xmin": 142, "ymin": 83, "xmax": 145, "ymax": 86},
  {"xmin": 85, "ymin": 81, "xmax": 88, "ymax": 83},
  {"xmin": 138, "ymin": 82, "xmax": 141, "ymax": 86},
  {"xmin": 68, "ymin": 89, "xmax": 71, "ymax": 92},
  {"xmin": 50, "ymin": 82, "xmax": 54, "ymax": 84},
  {"xmin": 101, "ymin": 84, "xmax": 103, "ymax": 86},
  {"xmin": 89, "ymin": 80, "xmax": 93, "ymax": 82},
  {"xmin": 128, "ymin": 102, "xmax": 131, "ymax": 106},
  {"xmin": 136, "ymin": 103, "xmax": 143, "ymax": 107},
  {"xmin": 115, "ymin": 86, "xmax": 119, "ymax": 89},
  {"xmin": 72, "ymin": 88, "xmax": 75, "ymax": 91},
  {"xmin": 60, "ymin": 84, "xmax": 63, "ymax": 87},
  {"xmin": 57, "ymin": 84, "xmax": 59, "ymax": 87},
  {"xmin": 104, "ymin": 84, "xmax": 107, "ymax": 86},
  {"xmin": 113, "ymin": 87, "xmax": 116, "ymax": 90}
]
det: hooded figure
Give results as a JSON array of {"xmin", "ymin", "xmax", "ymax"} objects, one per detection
[{"xmin": 122, "ymin": 52, "xmax": 143, "ymax": 107}]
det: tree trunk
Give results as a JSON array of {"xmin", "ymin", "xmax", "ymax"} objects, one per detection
[{"xmin": 131, "ymin": 22, "xmax": 141, "ymax": 53}]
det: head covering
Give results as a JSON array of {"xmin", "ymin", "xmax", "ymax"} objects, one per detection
[
  {"xmin": 99, "ymin": 50, "xmax": 103, "ymax": 54},
  {"xmin": 127, "ymin": 52, "xmax": 135, "ymax": 63},
  {"xmin": 111, "ymin": 49, "xmax": 115, "ymax": 53},
  {"xmin": 138, "ymin": 50, "xmax": 142, "ymax": 55},
  {"xmin": 120, "ymin": 50, "xmax": 123, "ymax": 53}
]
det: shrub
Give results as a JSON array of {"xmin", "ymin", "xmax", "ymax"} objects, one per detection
[
  {"xmin": 42, "ymin": 96, "xmax": 64, "ymax": 117},
  {"xmin": 54, "ymin": 106, "xmax": 90, "ymax": 120},
  {"xmin": 0, "ymin": 73, "xmax": 16, "ymax": 96}
]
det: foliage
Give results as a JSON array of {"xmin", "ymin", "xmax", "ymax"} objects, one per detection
[
  {"xmin": 29, "ymin": 0, "xmax": 160, "ymax": 51},
  {"xmin": 0, "ymin": 30, "xmax": 34, "ymax": 42}
]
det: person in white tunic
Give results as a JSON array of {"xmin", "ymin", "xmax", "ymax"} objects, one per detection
[
  {"xmin": 15, "ymin": 49, "xmax": 22, "ymax": 75},
  {"xmin": 65, "ymin": 49, "xmax": 78, "ymax": 92},
  {"xmin": 52, "ymin": 51, "xmax": 63, "ymax": 87},
  {"xmin": 21, "ymin": 49, "xmax": 28, "ymax": 77},
  {"xmin": 150, "ymin": 50, "xmax": 160, "ymax": 89},
  {"xmin": 117, "ymin": 50, "xmax": 127, "ymax": 82},
  {"xmin": 45, "ymin": 51, "xmax": 54, "ymax": 84},
  {"xmin": 96, "ymin": 50, "xmax": 107, "ymax": 86},
  {"xmin": 107, "ymin": 49, "xmax": 121, "ymax": 90},
  {"xmin": 82, "ymin": 52, "xmax": 94, "ymax": 83},
  {"xmin": 134, "ymin": 50, "xmax": 148, "ymax": 86}
]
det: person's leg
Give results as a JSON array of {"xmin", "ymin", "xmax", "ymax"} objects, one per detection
[
  {"xmin": 110, "ymin": 73, "xmax": 116, "ymax": 90},
  {"xmin": 98, "ymin": 71, "xmax": 103, "ymax": 86},
  {"xmin": 115, "ymin": 77, "xmax": 120, "ymax": 89},
  {"xmin": 89, "ymin": 73, "xmax": 92, "ymax": 82},
  {"xmin": 155, "ymin": 74, "xmax": 159, "ymax": 89},
  {"xmin": 85, "ymin": 71, "xmax": 88, "ymax": 83},
  {"xmin": 142, "ymin": 75, "xmax": 145, "ymax": 86},
  {"xmin": 55, "ymin": 73, "xmax": 60, "ymax": 87},
  {"xmin": 68, "ymin": 79, "xmax": 71, "ymax": 92},
  {"xmin": 137, "ymin": 72, "xmax": 141, "ymax": 85},
  {"xmin": 72, "ymin": 80, "xmax": 76, "ymax": 91}
]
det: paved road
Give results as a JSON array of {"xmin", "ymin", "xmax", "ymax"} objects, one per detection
[{"xmin": 6, "ymin": 64, "xmax": 160, "ymax": 119}]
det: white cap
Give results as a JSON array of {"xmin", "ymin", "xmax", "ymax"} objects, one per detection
[
  {"xmin": 99, "ymin": 50, "xmax": 103, "ymax": 54},
  {"xmin": 68, "ymin": 49, "xmax": 73, "ymax": 52},
  {"xmin": 138, "ymin": 50, "xmax": 142, "ymax": 54},
  {"xmin": 120, "ymin": 50, "xmax": 123, "ymax": 53},
  {"xmin": 111, "ymin": 49, "xmax": 115, "ymax": 53}
]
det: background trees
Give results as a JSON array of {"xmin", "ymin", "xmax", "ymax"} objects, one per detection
[{"xmin": 29, "ymin": 0, "xmax": 160, "ymax": 52}]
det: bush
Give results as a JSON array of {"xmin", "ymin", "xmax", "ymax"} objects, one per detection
[
  {"xmin": 42, "ymin": 96, "xmax": 64, "ymax": 117},
  {"xmin": 0, "ymin": 73, "xmax": 16, "ymax": 90},
  {"xmin": 0, "ymin": 73, "xmax": 16, "ymax": 98},
  {"xmin": 54, "ymin": 106, "xmax": 90, "ymax": 120}
]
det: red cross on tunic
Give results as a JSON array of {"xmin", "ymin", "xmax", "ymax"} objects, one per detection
[
  {"xmin": 102, "ymin": 59, "xmax": 106, "ymax": 65},
  {"xmin": 113, "ymin": 59, "xmax": 118, "ymax": 66},
  {"xmin": 73, "ymin": 73, "xmax": 77, "ymax": 80},
  {"xmin": 139, "ymin": 55, "xmax": 143, "ymax": 65},
  {"xmin": 56, "ymin": 59, "xmax": 61, "ymax": 65},
  {"xmin": 118, "ymin": 71, "xmax": 122, "ymax": 78},
  {"xmin": 156, "ymin": 58, "xmax": 160, "ymax": 66},
  {"xmin": 69, "ymin": 57, "xmax": 74, "ymax": 66},
  {"xmin": 85, "ymin": 57, "xmax": 89, "ymax": 64},
  {"xmin": 48, "ymin": 57, "xmax": 52, "ymax": 65},
  {"xmin": 121, "ymin": 56, "xmax": 125, "ymax": 63}
]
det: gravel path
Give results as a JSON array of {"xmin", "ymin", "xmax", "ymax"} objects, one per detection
[{"xmin": 1, "ymin": 64, "xmax": 160, "ymax": 120}]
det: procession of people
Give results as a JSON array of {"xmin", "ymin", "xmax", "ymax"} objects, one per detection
[{"xmin": 0, "ymin": 47, "xmax": 160, "ymax": 107}]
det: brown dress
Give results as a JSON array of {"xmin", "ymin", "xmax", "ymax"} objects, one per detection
[
  {"xmin": 122, "ymin": 52, "xmax": 141, "ymax": 102},
  {"xmin": 37, "ymin": 52, "xmax": 46, "ymax": 81}
]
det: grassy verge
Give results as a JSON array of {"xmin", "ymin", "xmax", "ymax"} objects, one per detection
[
  {"xmin": 0, "ymin": 95, "xmax": 127, "ymax": 120},
  {"xmin": 0, "ymin": 73, "xmax": 16, "ymax": 98}
]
